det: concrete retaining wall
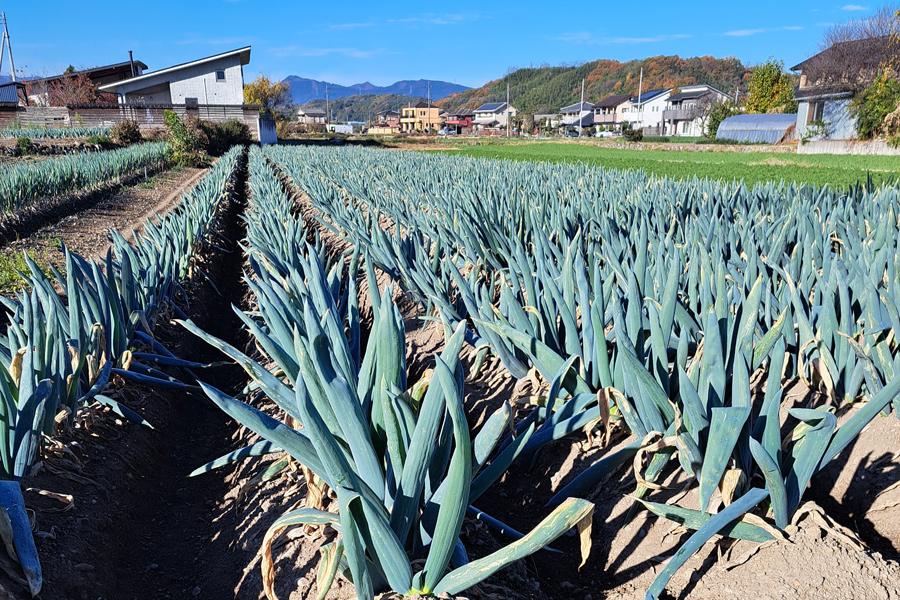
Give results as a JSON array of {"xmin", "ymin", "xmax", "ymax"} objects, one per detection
[{"xmin": 798, "ymin": 139, "xmax": 900, "ymax": 155}]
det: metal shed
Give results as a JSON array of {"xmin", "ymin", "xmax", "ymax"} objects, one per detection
[{"xmin": 716, "ymin": 114, "xmax": 797, "ymax": 144}]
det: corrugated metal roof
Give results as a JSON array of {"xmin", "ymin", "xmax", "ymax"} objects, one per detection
[
  {"xmin": 0, "ymin": 82, "xmax": 22, "ymax": 104},
  {"xmin": 716, "ymin": 113, "xmax": 797, "ymax": 144}
]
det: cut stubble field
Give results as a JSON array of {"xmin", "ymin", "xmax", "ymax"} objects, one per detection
[{"xmin": 440, "ymin": 142, "xmax": 900, "ymax": 189}]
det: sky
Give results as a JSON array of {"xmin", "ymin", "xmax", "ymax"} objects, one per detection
[{"xmin": 6, "ymin": 1, "xmax": 881, "ymax": 88}]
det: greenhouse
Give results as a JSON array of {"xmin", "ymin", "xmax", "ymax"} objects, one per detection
[{"xmin": 716, "ymin": 113, "xmax": 797, "ymax": 144}]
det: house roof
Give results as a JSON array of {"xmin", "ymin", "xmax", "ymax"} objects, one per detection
[
  {"xmin": 377, "ymin": 109, "xmax": 400, "ymax": 115},
  {"xmin": 668, "ymin": 89, "xmax": 709, "ymax": 102},
  {"xmin": 475, "ymin": 102, "xmax": 508, "ymax": 112},
  {"xmin": 794, "ymin": 86, "xmax": 855, "ymax": 101},
  {"xmin": 300, "ymin": 109, "xmax": 326, "ymax": 116},
  {"xmin": 790, "ymin": 36, "xmax": 891, "ymax": 72},
  {"xmin": 98, "ymin": 47, "xmax": 251, "ymax": 92},
  {"xmin": 559, "ymin": 101, "xmax": 594, "ymax": 113},
  {"xmin": 445, "ymin": 108, "xmax": 475, "ymax": 117},
  {"xmin": 630, "ymin": 89, "xmax": 668, "ymax": 104},
  {"xmin": 595, "ymin": 94, "xmax": 631, "ymax": 108},
  {"xmin": 30, "ymin": 60, "xmax": 149, "ymax": 84}
]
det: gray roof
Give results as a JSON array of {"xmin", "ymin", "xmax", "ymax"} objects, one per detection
[
  {"xmin": 716, "ymin": 113, "xmax": 797, "ymax": 144},
  {"xmin": 630, "ymin": 89, "xmax": 668, "ymax": 104},
  {"xmin": 560, "ymin": 101, "xmax": 594, "ymax": 113}
]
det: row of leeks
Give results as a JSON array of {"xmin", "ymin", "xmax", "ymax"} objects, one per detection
[
  {"xmin": 0, "ymin": 127, "xmax": 111, "ymax": 140},
  {"xmin": 0, "ymin": 141, "xmax": 168, "ymax": 213},
  {"xmin": 0, "ymin": 145, "xmax": 244, "ymax": 596},
  {"xmin": 183, "ymin": 147, "xmax": 595, "ymax": 600},
  {"xmin": 264, "ymin": 145, "xmax": 900, "ymax": 599}
]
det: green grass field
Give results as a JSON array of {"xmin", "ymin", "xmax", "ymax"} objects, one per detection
[{"xmin": 441, "ymin": 142, "xmax": 900, "ymax": 189}]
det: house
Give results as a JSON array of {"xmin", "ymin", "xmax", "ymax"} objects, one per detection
[
  {"xmin": 534, "ymin": 113, "xmax": 560, "ymax": 130},
  {"xmin": 26, "ymin": 57, "xmax": 148, "ymax": 106},
  {"xmin": 662, "ymin": 85, "xmax": 732, "ymax": 137},
  {"xmin": 297, "ymin": 108, "xmax": 327, "ymax": 124},
  {"xmin": 376, "ymin": 109, "xmax": 401, "ymax": 129},
  {"xmin": 790, "ymin": 36, "xmax": 891, "ymax": 140},
  {"xmin": 98, "ymin": 46, "xmax": 250, "ymax": 106},
  {"xmin": 559, "ymin": 101, "xmax": 594, "ymax": 128},
  {"xmin": 443, "ymin": 109, "xmax": 474, "ymax": 134},
  {"xmin": 400, "ymin": 101, "xmax": 443, "ymax": 133},
  {"xmin": 625, "ymin": 89, "xmax": 671, "ymax": 131},
  {"xmin": 473, "ymin": 102, "xmax": 517, "ymax": 131},
  {"xmin": 593, "ymin": 94, "xmax": 631, "ymax": 129}
]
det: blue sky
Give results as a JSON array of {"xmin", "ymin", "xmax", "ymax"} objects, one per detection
[{"xmin": 8, "ymin": 1, "xmax": 878, "ymax": 88}]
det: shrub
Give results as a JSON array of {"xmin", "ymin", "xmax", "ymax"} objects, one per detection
[
  {"xmin": 163, "ymin": 110, "xmax": 207, "ymax": 167},
  {"xmin": 198, "ymin": 119, "xmax": 251, "ymax": 156},
  {"xmin": 623, "ymin": 127, "xmax": 643, "ymax": 142},
  {"xmin": 851, "ymin": 72, "xmax": 900, "ymax": 140},
  {"xmin": 110, "ymin": 119, "xmax": 143, "ymax": 146},
  {"xmin": 86, "ymin": 135, "xmax": 113, "ymax": 146},
  {"xmin": 16, "ymin": 136, "xmax": 33, "ymax": 154}
]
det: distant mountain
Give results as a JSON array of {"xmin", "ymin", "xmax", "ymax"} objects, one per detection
[
  {"xmin": 301, "ymin": 94, "xmax": 428, "ymax": 123},
  {"xmin": 283, "ymin": 76, "xmax": 469, "ymax": 105},
  {"xmin": 438, "ymin": 55, "xmax": 752, "ymax": 115}
]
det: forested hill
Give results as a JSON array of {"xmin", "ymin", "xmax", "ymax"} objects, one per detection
[
  {"xmin": 438, "ymin": 55, "xmax": 752, "ymax": 114},
  {"xmin": 300, "ymin": 94, "xmax": 428, "ymax": 122}
]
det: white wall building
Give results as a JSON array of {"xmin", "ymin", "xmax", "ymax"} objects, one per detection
[
  {"xmin": 559, "ymin": 101, "xmax": 594, "ymax": 127},
  {"xmin": 662, "ymin": 84, "xmax": 732, "ymax": 137},
  {"xmin": 98, "ymin": 47, "xmax": 250, "ymax": 106},
  {"xmin": 625, "ymin": 89, "xmax": 671, "ymax": 130},
  {"xmin": 473, "ymin": 102, "xmax": 518, "ymax": 129}
]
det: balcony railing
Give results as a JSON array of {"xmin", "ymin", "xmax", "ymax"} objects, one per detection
[
  {"xmin": 662, "ymin": 109, "xmax": 698, "ymax": 121},
  {"xmin": 593, "ymin": 114, "xmax": 616, "ymax": 124}
]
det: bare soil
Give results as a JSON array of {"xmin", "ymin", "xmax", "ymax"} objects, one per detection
[{"xmin": 1, "ymin": 166, "xmax": 205, "ymax": 268}]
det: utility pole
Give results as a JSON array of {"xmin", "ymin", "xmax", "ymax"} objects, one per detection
[
  {"xmin": 427, "ymin": 80, "xmax": 431, "ymax": 133},
  {"xmin": 637, "ymin": 67, "xmax": 643, "ymax": 130},
  {"xmin": 578, "ymin": 78, "xmax": 585, "ymax": 138},
  {"xmin": 325, "ymin": 84, "xmax": 330, "ymax": 127},
  {"xmin": 0, "ymin": 13, "xmax": 17, "ymax": 82},
  {"xmin": 506, "ymin": 81, "xmax": 510, "ymax": 138}
]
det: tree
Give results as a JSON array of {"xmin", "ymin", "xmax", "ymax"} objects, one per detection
[
  {"xmin": 819, "ymin": 4, "xmax": 899, "ymax": 50},
  {"xmin": 745, "ymin": 58, "xmax": 797, "ymax": 114},
  {"xmin": 47, "ymin": 72, "xmax": 105, "ymax": 106},
  {"xmin": 244, "ymin": 75, "xmax": 291, "ymax": 112},
  {"xmin": 851, "ymin": 72, "xmax": 900, "ymax": 138},
  {"xmin": 704, "ymin": 100, "xmax": 740, "ymax": 138}
]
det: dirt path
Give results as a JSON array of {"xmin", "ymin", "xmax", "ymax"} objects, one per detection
[{"xmin": 2, "ymin": 166, "xmax": 205, "ymax": 268}]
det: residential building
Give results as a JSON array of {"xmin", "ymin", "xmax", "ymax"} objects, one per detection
[
  {"xmin": 473, "ymin": 102, "xmax": 517, "ymax": 131},
  {"xmin": 593, "ymin": 94, "xmax": 631, "ymax": 129},
  {"xmin": 98, "ymin": 46, "xmax": 250, "ymax": 106},
  {"xmin": 443, "ymin": 109, "xmax": 474, "ymax": 134},
  {"xmin": 297, "ymin": 108, "xmax": 326, "ymax": 124},
  {"xmin": 790, "ymin": 36, "xmax": 891, "ymax": 140},
  {"xmin": 27, "ymin": 58, "xmax": 148, "ymax": 106},
  {"xmin": 376, "ymin": 109, "xmax": 401, "ymax": 130},
  {"xmin": 400, "ymin": 101, "xmax": 443, "ymax": 133},
  {"xmin": 626, "ymin": 89, "xmax": 671, "ymax": 131},
  {"xmin": 0, "ymin": 82, "xmax": 27, "ymax": 109},
  {"xmin": 559, "ymin": 101, "xmax": 594, "ymax": 128},
  {"xmin": 534, "ymin": 113, "xmax": 560, "ymax": 129},
  {"xmin": 662, "ymin": 84, "xmax": 732, "ymax": 137}
]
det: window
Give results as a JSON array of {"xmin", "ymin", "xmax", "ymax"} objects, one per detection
[
  {"xmin": 215, "ymin": 69, "xmax": 226, "ymax": 82},
  {"xmin": 185, "ymin": 97, "xmax": 199, "ymax": 107},
  {"xmin": 807, "ymin": 101, "xmax": 825, "ymax": 124}
]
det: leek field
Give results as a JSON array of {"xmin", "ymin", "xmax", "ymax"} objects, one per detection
[
  {"xmin": 2, "ymin": 142, "xmax": 900, "ymax": 599},
  {"xmin": 442, "ymin": 142, "xmax": 900, "ymax": 188}
]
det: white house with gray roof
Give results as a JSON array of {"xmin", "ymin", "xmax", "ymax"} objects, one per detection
[
  {"xmin": 473, "ymin": 102, "xmax": 517, "ymax": 130},
  {"xmin": 98, "ymin": 47, "xmax": 251, "ymax": 106}
]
